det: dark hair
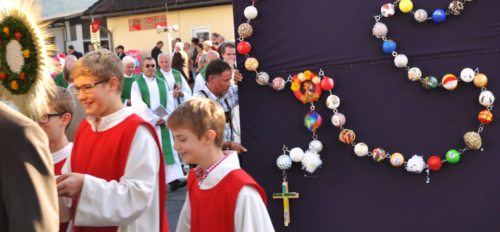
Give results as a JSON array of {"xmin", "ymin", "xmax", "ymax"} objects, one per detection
[
  {"xmin": 174, "ymin": 38, "xmax": 182, "ymax": 42},
  {"xmin": 206, "ymin": 59, "xmax": 231, "ymax": 79},
  {"xmin": 116, "ymin": 45, "xmax": 124, "ymax": 50},
  {"xmin": 191, "ymin": 37, "xmax": 200, "ymax": 44},
  {"xmin": 220, "ymin": 42, "xmax": 235, "ymax": 55},
  {"xmin": 156, "ymin": 41, "xmax": 164, "ymax": 45},
  {"xmin": 68, "ymin": 45, "xmax": 74, "ymax": 49},
  {"xmin": 196, "ymin": 43, "xmax": 203, "ymax": 49}
]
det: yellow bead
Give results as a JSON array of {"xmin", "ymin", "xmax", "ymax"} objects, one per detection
[
  {"xmin": 473, "ymin": 73, "xmax": 488, "ymax": 88},
  {"xmin": 23, "ymin": 49, "xmax": 30, "ymax": 58},
  {"xmin": 399, "ymin": 0, "xmax": 413, "ymax": 13}
]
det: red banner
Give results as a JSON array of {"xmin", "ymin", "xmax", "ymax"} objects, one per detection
[
  {"xmin": 128, "ymin": 15, "xmax": 167, "ymax": 32},
  {"xmin": 91, "ymin": 19, "xmax": 100, "ymax": 33}
]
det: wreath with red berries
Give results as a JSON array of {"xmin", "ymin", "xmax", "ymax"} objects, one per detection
[
  {"xmin": 0, "ymin": 16, "xmax": 38, "ymax": 94},
  {"xmin": 290, "ymin": 70, "xmax": 323, "ymax": 104}
]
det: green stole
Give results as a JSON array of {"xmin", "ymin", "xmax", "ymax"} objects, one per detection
[
  {"xmin": 200, "ymin": 67, "xmax": 207, "ymax": 81},
  {"xmin": 54, "ymin": 73, "xmax": 68, "ymax": 88},
  {"xmin": 121, "ymin": 74, "xmax": 138, "ymax": 103},
  {"xmin": 135, "ymin": 75, "xmax": 174, "ymax": 165},
  {"xmin": 155, "ymin": 68, "xmax": 183, "ymax": 88}
]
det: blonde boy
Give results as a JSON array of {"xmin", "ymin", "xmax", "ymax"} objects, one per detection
[
  {"xmin": 56, "ymin": 49, "xmax": 169, "ymax": 231},
  {"xmin": 168, "ymin": 97, "xmax": 274, "ymax": 232}
]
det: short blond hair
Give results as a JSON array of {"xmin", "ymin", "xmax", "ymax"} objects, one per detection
[
  {"xmin": 167, "ymin": 97, "xmax": 226, "ymax": 147},
  {"xmin": 50, "ymin": 86, "xmax": 75, "ymax": 129},
  {"xmin": 70, "ymin": 49, "xmax": 124, "ymax": 92}
]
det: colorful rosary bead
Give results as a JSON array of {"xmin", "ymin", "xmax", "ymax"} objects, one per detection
[
  {"xmin": 479, "ymin": 90, "xmax": 495, "ymax": 107},
  {"xmin": 244, "ymin": 57, "xmax": 259, "ymax": 71},
  {"xmin": 473, "ymin": 73, "xmax": 488, "ymax": 88},
  {"xmin": 464, "ymin": 131, "xmax": 482, "ymax": 150},
  {"xmin": 354, "ymin": 143, "xmax": 369, "ymax": 157},
  {"xmin": 460, "ymin": 68, "xmax": 475, "ymax": 82},
  {"xmin": 427, "ymin": 156, "xmax": 442, "ymax": 171},
  {"xmin": 407, "ymin": 67, "xmax": 422, "ymax": 81},
  {"xmin": 432, "ymin": 9, "xmax": 446, "ymax": 23},
  {"xmin": 422, "ymin": 76, "xmax": 438, "ymax": 89},
  {"xmin": 390, "ymin": 152, "xmax": 405, "ymax": 167},
  {"xmin": 331, "ymin": 112, "xmax": 346, "ymax": 128},
  {"xmin": 414, "ymin": 9, "xmax": 428, "ymax": 23},
  {"xmin": 478, "ymin": 110, "xmax": 493, "ymax": 125},
  {"xmin": 445, "ymin": 149, "xmax": 461, "ymax": 164},
  {"xmin": 381, "ymin": 3, "xmax": 396, "ymax": 17},
  {"xmin": 339, "ymin": 129, "xmax": 356, "ymax": 145},
  {"xmin": 383, "ymin": 40, "xmax": 397, "ymax": 53},
  {"xmin": 442, "ymin": 74, "xmax": 458, "ymax": 91},
  {"xmin": 304, "ymin": 112, "xmax": 323, "ymax": 132},
  {"xmin": 372, "ymin": 148, "xmax": 386, "ymax": 162}
]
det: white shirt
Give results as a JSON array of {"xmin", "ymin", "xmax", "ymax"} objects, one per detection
[
  {"xmin": 61, "ymin": 107, "xmax": 161, "ymax": 232},
  {"xmin": 176, "ymin": 152, "xmax": 275, "ymax": 232},
  {"xmin": 160, "ymin": 69, "xmax": 192, "ymax": 108},
  {"xmin": 130, "ymin": 74, "xmax": 175, "ymax": 126},
  {"xmin": 193, "ymin": 73, "xmax": 206, "ymax": 95},
  {"xmin": 52, "ymin": 142, "xmax": 72, "ymax": 165}
]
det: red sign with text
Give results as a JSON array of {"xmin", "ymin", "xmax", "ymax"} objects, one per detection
[{"xmin": 128, "ymin": 15, "xmax": 167, "ymax": 32}]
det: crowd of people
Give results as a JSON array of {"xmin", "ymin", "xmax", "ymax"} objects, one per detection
[{"xmin": 2, "ymin": 32, "xmax": 274, "ymax": 231}]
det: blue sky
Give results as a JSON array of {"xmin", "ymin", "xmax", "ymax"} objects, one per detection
[{"xmin": 40, "ymin": 0, "xmax": 98, "ymax": 18}]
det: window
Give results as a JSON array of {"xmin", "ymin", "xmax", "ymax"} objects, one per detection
[
  {"xmin": 192, "ymin": 27, "xmax": 210, "ymax": 41},
  {"xmin": 70, "ymin": 25, "xmax": 77, "ymax": 41}
]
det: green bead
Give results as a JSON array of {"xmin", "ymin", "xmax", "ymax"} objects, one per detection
[
  {"xmin": 445, "ymin": 149, "xmax": 461, "ymax": 164},
  {"xmin": 422, "ymin": 76, "xmax": 438, "ymax": 89}
]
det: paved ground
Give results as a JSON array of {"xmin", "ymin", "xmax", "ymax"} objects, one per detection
[{"xmin": 166, "ymin": 182, "xmax": 187, "ymax": 231}]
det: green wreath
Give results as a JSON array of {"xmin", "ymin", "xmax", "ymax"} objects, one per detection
[{"xmin": 0, "ymin": 16, "xmax": 38, "ymax": 94}]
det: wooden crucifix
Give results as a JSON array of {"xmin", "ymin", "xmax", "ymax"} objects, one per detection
[{"xmin": 272, "ymin": 180, "xmax": 300, "ymax": 226}]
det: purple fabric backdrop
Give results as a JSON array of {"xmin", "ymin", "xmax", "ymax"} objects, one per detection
[{"xmin": 233, "ymin": 0, "xmax": 500, "ymax": 231}]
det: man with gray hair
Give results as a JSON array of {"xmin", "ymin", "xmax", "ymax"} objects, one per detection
[
  {"xmin": 156, "ymin": 53, "xmax": 192, "ymax": 108},
  {"xmin": 193, "ymin": 50, "xmax": 220, "ymax": 94},
  {"xmin": 121, "ymin": 55, "xmax": 139, "ymax": 105}
]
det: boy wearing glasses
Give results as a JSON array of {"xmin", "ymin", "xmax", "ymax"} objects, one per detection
[
  {"xmin": 57, "ymin": 50, "xmax": 169, "ymax": 231},
  {"xmin": 38, "ymin": 86, "xmax": 74, "ymax": 231},
  {"xmin": 38, "ymin": 87, "xmax": 75, "ymax": 175},
  {"xmin": 131, "ymin": 57, "xmax": 187, "ymax": 192}
]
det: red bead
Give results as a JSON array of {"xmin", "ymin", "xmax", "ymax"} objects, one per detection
[
  {"xmin": 14, "ymin": 32, "xmax": 22, "ymax": 41},
  {"xmin": 427, "ymin": 156, "xmax": 442, "ymax": 171},
  {"xmin": 0, "ymin": 72, "xmax": 6, "ymax": 80},
  {"xmin": 320, "ymin": 77, "xmax": 335, "ymax": 91},
  {"xmin": 478, "ymin": 110, "xmax": 493, "ymax": 125},
  {"xmin": 19, "ymin": 72, "xmax": 26, "ymax": 80},
  {"xmin": 237, "ymin": 41, "xmax": 251, "ymax": 55}
]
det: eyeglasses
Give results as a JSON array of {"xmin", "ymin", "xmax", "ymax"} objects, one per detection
[
  {"xmin": 74, "ymin": 79, "xmax": 109, "ymax": 95},
  {"xmin": 145, "ymin": 64, "xmax": 156, "ymax": 68},
  {"xmin": 38, "ymin": 113, "xmax": 65, "ymax": 124}
]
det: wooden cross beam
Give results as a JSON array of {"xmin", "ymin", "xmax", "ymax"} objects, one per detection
[{"xmin": 272, "ymin": 181, "xmax": 300, "ymax": 226}]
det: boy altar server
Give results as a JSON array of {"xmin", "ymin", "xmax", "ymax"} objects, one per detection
[
  {"xmin": 168, "ymin": 98, "xmax": 274, "ymax": 232},
  {"xmin": 57, "ymin": 49, "xmax": 169, "ymax": 231}
]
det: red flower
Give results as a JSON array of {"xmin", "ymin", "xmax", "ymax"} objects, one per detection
[
  {"xmin": 14, "ymin": 32, "xmax": 22, "ymax": 41},
  {"xmin": 0, "ymin": 72, "xmax": 6, "ymax": 80}
]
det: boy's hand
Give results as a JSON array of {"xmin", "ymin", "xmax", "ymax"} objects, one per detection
[
  {"xmin": 57, "ymin": 173, "xmax": 84, "ymax": 197},
  {"xmin": 224, "ymin": 141, "xmax": 248, "ymax": 153},
  {"xmin": 233, "ymin": 70, "xmax": 243, "ymax": 84}
]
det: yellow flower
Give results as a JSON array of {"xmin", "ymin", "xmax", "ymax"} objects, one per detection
[
  {"xmin": 312, "ymin": 76, "xmax": 321, "ymax": 85},
  {"xmin": 23, "ymin": 49, "xmax": 30, "ymax": 58},
  {"xmin": 3, "ymin": 26, "xmax": 9, "ymax": 35},
  {"xmin": 291, "ymin": 81, "xmax": 300, "ymax": 91},
  {"xmin": 10, "ymin": 80, "xmax": 18, "ymax": 90},
  {"xmin": 303, "ymin": 70, "xmax": 312, "ymax": 80}
]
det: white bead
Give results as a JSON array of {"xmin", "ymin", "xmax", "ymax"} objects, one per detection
[
  {"xmin": 276, "ymin": 154, "xmax": 292, "ymax": 170},
  {"xmin": 407, "ymin": 67, "xmax": 422, "ymax": 81},
  {"xmin": 331, "ymin": 113, "xmax": 346, "ymax": 127},
  {"xmin": 301, "ymin": 150, "xmax": 322, "ymax": 174},
  {"xmin": 405, "ymin": 155, "xmax": 426, "ymax": 173},
  {"xmin": 309, "ymin": 140, "xmax": 323, "ymax": 154},
  {"xmin": 414, "ymin": 9, "xmax": 428, "ymax": 23},
  {"xmin": 372, "ymin": 22, "xmax": 388, "ymax": 39},
  {"xmin": 326, "ymin": 95, "xmax": 340, "ymax": 109},
  {"xmin": 244, "ymin": 6, "xmax": 258, "ymax": 20},
  {"xmin": 394, "ymin": 54, "xmax": 408, "ymax": 68},
  {"xmin": 289, "ymin": 147, "xmax": 304, "ymax": 162},
  {"xmin": 479, "ymin": 90, "xmax": 495, "ymax": 107},
  {"xmin": 256, "ymin": 72, "xmax": 269, "ymax": 86},
  {"xmin": 354, "ymin": 143, "xmax": 369, "ymax": 157},
  {"xmin": 460, "ymin": 68, "xmax": 475, "ymax": 82}
]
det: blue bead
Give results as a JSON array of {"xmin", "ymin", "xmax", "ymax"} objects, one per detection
[
  {"xmin": 382, "ymin": 40, "xmax": 397, "ymax": 54},
  {"xmin": 432, "ymin": 9, "xmax": 446, "ymax": 23}
]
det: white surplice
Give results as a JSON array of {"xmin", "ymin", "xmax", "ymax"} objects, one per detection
[
  {"xmin": 61, "ymin": 107, "xmax": 161, "ymax": 231},
  {"xmin": 176, "ymin": 152, "xmax": 275, "ymax": 232},
  {"xmin": 130, "ymin": 74, "xmax": 185, "ymax": 183},
  {"xmin": 160, "ymin": 69, "xmax": 192, "ymax": 108},
  {"xmin": 52, "ymin": 142, "xmax": 72, "ymax": 166}
]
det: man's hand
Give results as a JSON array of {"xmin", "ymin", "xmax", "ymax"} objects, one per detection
[
  {"xmin": 157, "ymin": 118, "xmax": 165, "ymax": 125},
  {"xmin": 224, "ymin": 141, "xmax": 248, "ymax": 154},
  {"xmin": 173, "ymin": 87, "xmax": 183, "ymax": 98},
  {"xmin": 233, "ymin": 70, "xmax": 243, "ymax": 83},
  {"xmin": 57, "ymin": 173, "xmax": 85, "ymax": 197}
]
